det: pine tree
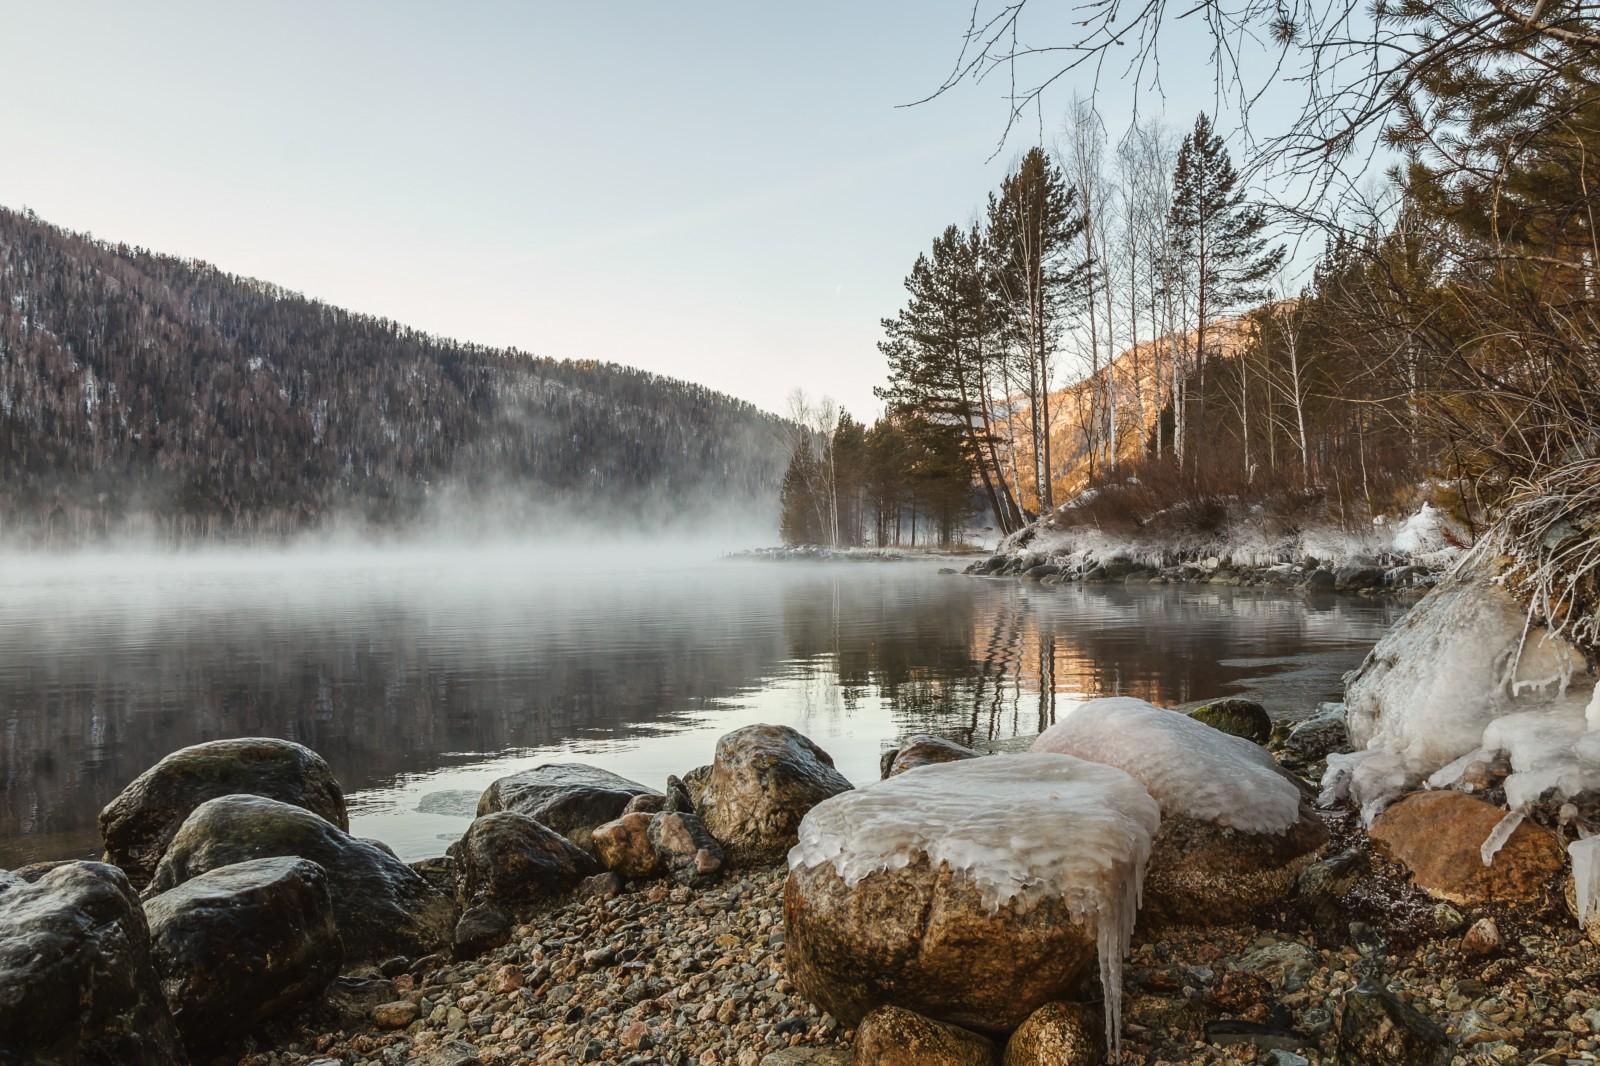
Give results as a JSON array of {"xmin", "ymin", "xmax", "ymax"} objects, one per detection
[
  {"xmin": 779, "ymin": 437, "xmax": 822, "ymax": 545},
  {"xmin": 1168, "ymin": 114, "xmax": 1285, "ymax": 460},
  {"xmin": 984, "ymin": 147, "xmax": 1091, "ymax": 513}
]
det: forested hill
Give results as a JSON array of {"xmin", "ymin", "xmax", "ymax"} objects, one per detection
[{"xmin": 0, "ymin": 207, "xmax": 789, "ymax": 541}]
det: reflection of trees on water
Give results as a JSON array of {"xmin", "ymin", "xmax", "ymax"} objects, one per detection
[
  {"xmin": 789, "ymin": 579, "xmax": 1402, "ymax": 746},
  {"xmin": 0, "ymin": 568, "xmax": 1402, "ymax": 865}
]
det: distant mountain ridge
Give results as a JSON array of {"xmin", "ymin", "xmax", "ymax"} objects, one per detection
[{"xmin": 0, "ymin": 207, "xmax": 789, "ymax": 541}]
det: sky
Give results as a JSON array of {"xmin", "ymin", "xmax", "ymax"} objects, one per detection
[{"xmin": 0, "ymin": 1, "xmax": 1297, "ymax": 419}]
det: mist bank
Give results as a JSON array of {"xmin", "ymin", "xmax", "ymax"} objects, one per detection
[{"xmin": 0, "ymin": 205, "xmax": 790, "ymax": 549}]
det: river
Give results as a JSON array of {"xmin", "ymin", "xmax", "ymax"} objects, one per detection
[{"xmin": 0, "ymin": 544, "xmax": 1404, "ymax": 866}]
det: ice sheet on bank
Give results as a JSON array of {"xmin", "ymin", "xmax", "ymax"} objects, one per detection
[
  {"xmin": 787, "ymin": 752, "xmax": 1161, "ymax": 1051},
  {"xmin": 1030, "ymin": 696, "xmax": 1303, "ymax": 835}
]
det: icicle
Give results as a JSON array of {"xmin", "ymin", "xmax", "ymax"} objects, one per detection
[
  {"xmin": 1480, "ymin": 810, "xmax": 1525, "ymax": 867},
  {"xmin": 1571, "ymin": 836, "xmax": 1600, "ymax": 927},
  {"xmin": 1426, "ymin": 748, "xmax": 1488, "ymax": 791}
]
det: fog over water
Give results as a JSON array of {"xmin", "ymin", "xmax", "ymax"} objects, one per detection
[{"xmin": 0, "ymin": 540, "xmax": 1405, "ymax": 865}]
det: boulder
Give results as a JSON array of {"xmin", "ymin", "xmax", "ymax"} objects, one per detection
[
  {"xmin": 647, "ymin": 810, "xmax": 725, "ymax": 886},
  {"xmin": 786, "ymin": 850, "xmax": 1101, "ymax": 1032},
  {"xmin": 882, "ymin": 735, "xmax": 980, "ymax": 779},
  {"xmin": 99, "ymin": 737, "xmax": 348, "ymax": 888},
  {"xmin": 452, "ymin": 903, "xmax": 512, "ymax": 958},
  {"xmin": 476, "ymin": 764, "xmax": 660, "ymax": 850},
  {"xmin": 1284, "ymin": 707, "xmax": 1350, "ymax": 760},
  {"xmin": 0, "ymin": 861, "xmax": 188, "ymax": 1064},
  {"xmin": 1032, "ymin": 698, "xmax": 1326, "ymax": 924},
  {"xmin": 1334, "ymin": 563, "xmax": 1385, "ymax": 591},
  {"xmin": 784, "ymin": 755, "xmax": 1158, "ymax": 1033},
  {"xmin": 681, "ymin": 765, "xmax": 713, "ymax": 807},
  {"xmin": 699, "ymin": 724, "xmax": 853, "ymax": 863},
  {"xmin": 1142, "ymin": 807, "xmax": 1329, "ymax": 926},
  {"xmin": 1187, "ymin": 698, "xmax": 1272, "ymax": 745},
  {"xmin": 1305, "ymin": 569, "xmax": 1336, "ymax": 592},
  {"xmin": 147, "ymin": 794, "xmax": 454, "ymax": 962},
  {"xmin": 853, "ymin": 1005, "xmax": 998, "ymax": 1065},
  {"xmin": 1336, "ymin": 979, "xmax": 1450, "ymax": 1065},
  {"xmin": 1368, "ymin": 790, "xmax": 1565, "ymax": 904},
  {"xmin": 144, "ymin": 856, "xmax": 341, "ymax": 1047},
  {"xmin": 449, "ymin": 811, "xmax": 600, "ymax": 913},
  {"xmin": 623, "ymin": 792, "xmax": 666, "ymax": 816},
  {"xmin": 591, "ymin": 812, "xmax": 661, "ymax": 880},
  {"xmin": 1002, "ymin": 1001, "xmax": 1103, "ymax": 1066}
]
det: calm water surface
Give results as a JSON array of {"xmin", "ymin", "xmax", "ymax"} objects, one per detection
[{"xmin": 0, "ymin": 546, "xmax": 1405, "ymax": 865}]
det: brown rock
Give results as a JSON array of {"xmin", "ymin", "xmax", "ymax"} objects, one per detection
[
  {"xmin": 882, "ymin": 735, "xmax": 979, "ymax": 779},
  {"xmin": 784, "ymin": 854, "xmax": 1098, "ymax": 1032},
  {"xmin": 853, "ymin": 1005, "xmax": 998, "ymax": 1066},
  {"xmin": 648, "ymin": 810, "xmax": 725, "ymax": 886},
  {"xmin": 1369, "ymin": 791, "xmax": 1565, "ymax": 904},
  {"xmin": 1460, "ymin": 917, "xmax": 1500, "ymax": 957},
  {"xmin": 1140, "ymin": 805, "xmax": 1328, "ymax": 926},
  {"xmin": 591, "ymin": 813, "xmax": 660, "ymax": 880},
  {"xmin": 448, "ymin": 811, "xmax": 600, "ymax": 915},
  {"xmin": 1002, "ymin": 1001, "xmax": 1103, "ymax": 1066},
  {"xmin": 699, "ymin": 724, "xmax": 852, "ymax": 863},
  {"xmin": 372, "ymin": 1000, "xmax": 419, "ymax": 1028}
]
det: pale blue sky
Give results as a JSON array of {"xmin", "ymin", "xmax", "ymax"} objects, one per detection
[{"xmin": 0, "ymin": 1, "xmax": 1285, "ymax": 417}]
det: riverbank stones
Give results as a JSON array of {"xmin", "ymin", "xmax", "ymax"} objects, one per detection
[
  {"xmin": 449, "ymin": 811, "xmax": 599, "ymax": 913},
  {"xmin": 476, "ymin": 764, "xmax": 659, "ymax": 851},
  {"xmin": 148, "ymin": 794, "xmax": 454, "ymax": 961},
  {"xmin": 99, "ymin": 737, "xmax": 347, "ymax": 888},
  {"xmin": 0, "ymin": 861, "xmax": 188, "ymax": 1064},
  {"xmin": 699, "ymin": 724, "xmax": 852, "ymax": 863},
  {"xmin": 144, "ymin": 856, "xmax": 341, "ymax": 1047}
]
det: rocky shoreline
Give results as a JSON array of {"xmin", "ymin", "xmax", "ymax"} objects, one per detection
[
  {"xmin": 4, "ymin": 638, "xmax": 1597, "ymax": 1065},
  {"xmin": 959, "ymin": 546, "xmax": 1442, "ymax": 600}
]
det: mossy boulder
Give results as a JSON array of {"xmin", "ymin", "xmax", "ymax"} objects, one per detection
[{"xmin": 1186, "ymin": 698, "xmax": 1272, "ymax": 745}]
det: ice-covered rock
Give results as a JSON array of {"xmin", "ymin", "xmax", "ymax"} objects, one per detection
[
  {"xmin": 1571, "ymin": 836, "xmax": 1600, "ymax": 940},
  {"xmin": 1031, "ymin": 698, "xmax": 1325, "ymax": 923},
  {"xmin": 1327, "ymin": 569, "xmax": 1593, "ymax": 823},
  {"xmin": 1032, "ymin": 698, "xmax": 1303, "ymax": 834},
  {"xmin": 784, "ymin": 753, "xmax": 1159, "ymax": 1046}
]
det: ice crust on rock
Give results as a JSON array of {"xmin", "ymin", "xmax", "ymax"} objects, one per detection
[
  {"xmin": 1324, "ymin": 569, "xmax": 1594, "ymax": 822},
  {"xmin": 1030, "ymin": 697, "xmax": 1303, "ymax": 835},
  {"xmin": 787, "ymin": 753, "xmax": 1161, "ymax": 1049}
]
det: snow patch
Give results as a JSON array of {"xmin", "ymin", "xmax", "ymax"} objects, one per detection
[
  {"xmin": 1031, "ymin": 697, "xmax": 1303, "ymax": 835},
  {"xmin": 788, "ymin": 752, "xmax": 1160, "ymax": 1051}
]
